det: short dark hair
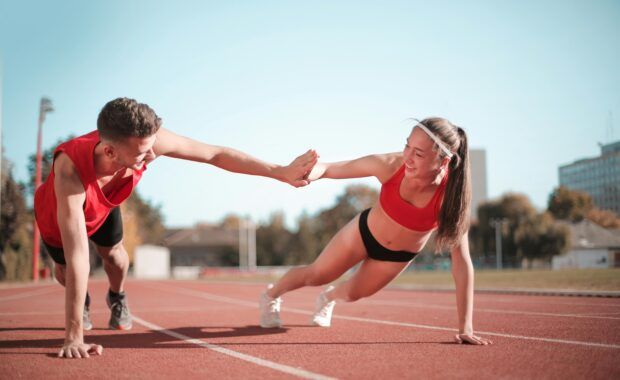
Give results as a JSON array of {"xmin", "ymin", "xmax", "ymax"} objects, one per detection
[{"xmin": 97, "ymin": 97, "xmax": 162, "ymax": 141}]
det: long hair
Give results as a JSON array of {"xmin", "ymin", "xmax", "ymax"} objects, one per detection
[{"xmin": 417, "ymin": 117, "xmax": 471, "ymax": 251}]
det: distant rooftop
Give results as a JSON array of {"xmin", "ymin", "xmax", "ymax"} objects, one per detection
[
  {"xmin": 560, "ymin": 140, "xmax": 620, "ymax": 168},
  {"xmin": 558, "ymin": 219, "xmax": 620, "ymax": 249}
]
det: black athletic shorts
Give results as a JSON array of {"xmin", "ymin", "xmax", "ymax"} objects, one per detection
[
  {"xmin": 42, "ymin": 207, "xmax": 123, "ymax": 265},
  {"xmin": 358, "ymin": 208, "xmax": 418, "ymax": 262}
]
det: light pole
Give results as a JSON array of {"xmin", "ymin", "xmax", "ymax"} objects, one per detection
[
  {"xmin": 32, "ymin": 97, "xmax": 53, "ymax": 281},
  {"xmin": 238, "ymin": 218, "xmax": 247, "ymax": 270},
  {"xmin": 238, "ymin": 217, "xmax": 257, "ymax": 271},
  {"xmin": 490, "ymin": 218, "xmax": 508, "ymax": 270},
  {"xmin": 247, "ymin": 219, "xmax": 256, "ymax": 271}
]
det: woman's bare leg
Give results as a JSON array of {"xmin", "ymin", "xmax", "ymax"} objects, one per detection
[
  {"xmin": 267, "ymin": 214, "xmax": 367, "ymax": 299},
  {"xmin": 326, "ymin": 258, "xmax": 411, "ymax": 302}
]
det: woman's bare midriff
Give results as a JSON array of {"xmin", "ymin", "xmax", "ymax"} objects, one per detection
[{"xmin": 366, "ymin": 203, "xmax": 434, "ymax": 253}]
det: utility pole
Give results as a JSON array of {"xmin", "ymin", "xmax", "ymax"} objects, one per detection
[
  {"xmin": 238, "ymin": 218, "xmax": 247, "ymax": 270},
  {"xmin": 32, "ymin": 97, "xmax": 53, "ymax": 281},
  {"xmin": 490, "ymin": 218, "xmax": 508, "ymax": 270},
  {"xmin": 247, "ymin": 219, "xmax": 256, "ymax": 271},
  {"xmin": 238, "ymin": 217, "xmax": 257, "ymax": 271}
]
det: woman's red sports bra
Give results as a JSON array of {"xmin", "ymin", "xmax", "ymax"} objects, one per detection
[{"xmin": 379, "ymin": 165, "xmax": 447, "ymax": 231}]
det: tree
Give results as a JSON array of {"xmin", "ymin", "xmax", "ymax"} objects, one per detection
[
  {"xmin": 585, "ymin": 208, "xmax": 620, "ymax": 229},
  {"xmin": 314, "ymin": 185, "xmax": 378, "ymax": 249},
  {"xmin": 1, "ymin": 156, "xmax": 32, "ymax": 281},
  {"xmin": 287, "ymin": 211, "xmax": 321, "ymax": 265},
  {"xmin": 256, "ymin": 211, "xmax": 293, "ymax": 266},
  {"xmin": 547, "ymin": 186, "xmax": 594, "ymax": 222},
  {"xmin": 515, "ymin": 212, "xmax": 570, "ymax": 267},
  {"xmin": 219, "ymin": 213, "xmax": 242, "ymax": 230},
  {"xmin": 124, "ymin": 192, "xmax": 165, "ymax": 245},
  {"xmin": 26, "ymin": 136, "xmax": 74, "ymax": 196},
  {"xmin": 477, "ymin": 193, "xmax": 538, "ymax": 267}
]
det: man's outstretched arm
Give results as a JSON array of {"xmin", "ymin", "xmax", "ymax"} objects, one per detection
[{"xmin": 152, "ymin": 127, "xmax": 318, "ymax": 187}]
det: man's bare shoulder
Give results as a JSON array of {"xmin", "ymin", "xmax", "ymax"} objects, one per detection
[
  {"xmin": 53, "ymin": 153, "xmax": 79, "ymax": 179},
  {"xmin": 53, "ymin": 153, "xmax": 85, "ymax": 196}
]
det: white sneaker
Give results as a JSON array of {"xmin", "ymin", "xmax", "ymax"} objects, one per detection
[
  {"xmin": 311, "ymin": 285, "xmax": 336, "ymax": 327},
  {"xmin": 83, "ymin": 306, "xmax": 93, "ymax": 331},
  {"xmin": 259, "ymin": 284, "xmax": 282, "ymax": 328}
]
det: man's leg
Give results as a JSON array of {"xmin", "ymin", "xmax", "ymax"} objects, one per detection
[
  {"xmin": 89, "ymin": 207, "xmax": 131, "ymax": 330},
  {"xmin": 95, "ymin": 241, "xmax": 132, "ymax": 330},
  {"xmin": 95, "ymin": 241, "xmax": 129, "ymax": 294}
]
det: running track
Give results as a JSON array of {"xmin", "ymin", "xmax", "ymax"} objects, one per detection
[{"xmin": 1, "ymin": 279, "xmax": 619, "ymax": 379}]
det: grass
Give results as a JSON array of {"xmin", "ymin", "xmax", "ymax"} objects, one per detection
[
  {"xmin": 197, "ymin": 267, "xmax": 620, "ymax": 292},
  {"xmin": 391, "ymin": 268, "xmax": 620, "ymax": 291}
]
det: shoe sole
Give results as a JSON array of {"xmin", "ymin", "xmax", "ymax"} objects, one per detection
[
  {"xmin": 311, "ymin": 318, "xmax": 331, "ymax": 327},
  {"xmin": 260, "ymin": 321, "xmax": 283, "ymax": 328}
]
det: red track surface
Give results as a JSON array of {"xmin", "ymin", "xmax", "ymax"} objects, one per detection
[{"xmin": 1, "ymin": 279, "xmax": 619, "ymax": 379}]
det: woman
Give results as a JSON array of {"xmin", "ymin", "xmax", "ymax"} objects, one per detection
[{"xmin": 259, "ymin": 117, "xmax": 491, "ymax": 345}]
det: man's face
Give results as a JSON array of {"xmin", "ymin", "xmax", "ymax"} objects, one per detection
[{"xmin": 105, "ymin": 134, "xmax": 157, "ymax": 171}]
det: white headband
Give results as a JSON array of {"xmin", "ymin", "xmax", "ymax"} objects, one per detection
[{"xmin": 412, "ymin": 118, "xmax": 454, "ymax": 159}]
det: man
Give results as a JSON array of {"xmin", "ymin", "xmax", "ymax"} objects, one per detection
[{"xmin": 34, "ymin": 97, "xmax": 318, "ymax": 359}]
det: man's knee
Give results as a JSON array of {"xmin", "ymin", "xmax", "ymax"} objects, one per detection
[{"xmin": 97, "ymin": 241, "xmax": 127, "ymax": 264}]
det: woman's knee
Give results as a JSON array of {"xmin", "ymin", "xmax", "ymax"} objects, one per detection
[
  {"xmin": 304, "ymin": 265, "xmax": 341, "ymax": 287},
  {"xmin": 342, "ymin": 289, "xmax": 366, "ymax": 302},
  {"xmin": 344, "ymin": 284, "xmax": 380, "ymax": 302}
]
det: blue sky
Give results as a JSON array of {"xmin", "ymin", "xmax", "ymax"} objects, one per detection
[{"xmin": 1, "ymin": 1, "xmax": 619, "ymax": 227}]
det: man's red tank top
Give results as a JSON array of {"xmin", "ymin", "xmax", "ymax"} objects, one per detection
[
  {"xmin": 34, "ymin": 131, "xmax": 147, "ymax": 247},
  {"xmin": 379, "ymin": 165, "xmax": 446, "ymax": 231}
]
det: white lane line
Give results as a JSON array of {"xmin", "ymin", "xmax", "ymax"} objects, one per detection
[
  {"xmin": 363, "ymin": 300, "xmax": 620, "ymax": 320},
  {"xmin": 145, "ymin": 282, "xmax": 620, "ymax": 350},
  {"xmin": 577, "ymin": 311, "xmax": 620, "ymax": 317},
  {"xmin": 0, "ymin": 282, "xmax": 57, "ymax": 290},
  {"xmin": 314, "ymin": 313, "xmax": 620, "ymax": 350},
  {"xmin": 0, "ymin": 287, "xmax": 58, "ymax": 302},
  {"xmin": 132, "ymin": 315, "xmax": 335, "ymax": 380},
  {"xmin": 466, "ymin": 296, "xmax": 620, "ymax": 308},
  {"xmin": 180, "ymin": 279, "xmax": 620, "ymax": 308}
]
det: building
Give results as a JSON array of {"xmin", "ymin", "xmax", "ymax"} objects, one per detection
[
  {"xmin": 559, "ymin": 140, "xmax": 620, "ymax": 215},
  {"xmin": 552, "ymin": 219, "xmax": 620, "ymax": 269},
  {"xmin": 470, "ymin": 149, "xmax": 488, "ymax": 220},
  {"xmin": 164, "ymin": 223, "xmax": 239, "ymax": 267}
]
